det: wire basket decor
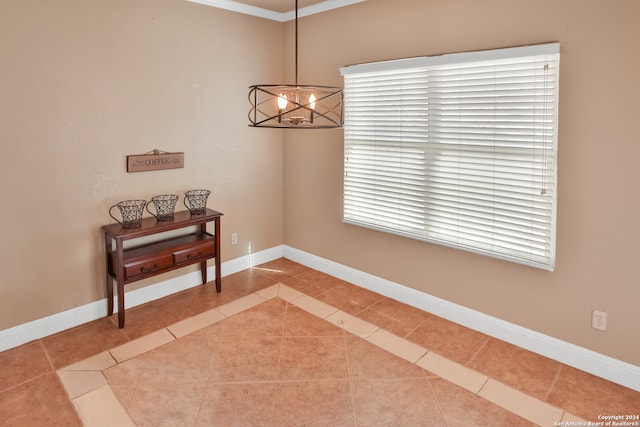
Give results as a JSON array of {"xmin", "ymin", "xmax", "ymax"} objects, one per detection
[
  {"xmin": 184, "ymin": 189, "xmax": 210, "ymax": 215},
  {"xmin": 147, "ymin": 194, "xmax": 179, "ymax": 222},
  {"xmin": 109, "ymin": 200, "xmax": 147, "ymax": 228}
]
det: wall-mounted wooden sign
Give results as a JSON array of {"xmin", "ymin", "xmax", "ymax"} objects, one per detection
[{"xmin": 127, "ymin": 150, "xmax": 184, "ymax": 173}]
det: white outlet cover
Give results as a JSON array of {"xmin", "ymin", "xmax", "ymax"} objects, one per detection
[{"xmin": 592, "ymin": 310, "xmax": 607, "ymax": 332}]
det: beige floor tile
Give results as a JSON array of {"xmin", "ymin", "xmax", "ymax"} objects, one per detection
[
  {"xmin": 255, "ymin": 283, "xmax": 280, "ymax": 299},
  {"xmin": 366, "ymin": 328, "xmax": 427, "ymax": 363},
  {"xmin": 102, "ymin": 357, "xmax": 145, "ymax": 386},
  {"xmin": 561, "ymin": 412, "xmax": 588, "ymax": 423},
  {"xmin": 325, "ymin": 310, "xmax": 379, "ymax": 338},
  {"xmin": 57, "ymin": 370, "xmax": 108, "ymax": 400},
  {"xmin": 72, "ymin": 384, "xmax": 135, "ymax": 427},
  {"xmin": 109, "ymin": 328, "xmax": 174, "ymax": 363},
  {"xmin": 417, "ymin": 351, "xmax": 488, "ymax": 393},
  {"xmin": 478, "ymin": 378, "xmax": 563, "ymax": 426},
  {"xmin": 290, "ymin": 294, "xmax": 339, "ymax": 318},
  {"xmin": 189, "ymin": 298, "xmax": 286, "ymax": 338},
  {"xmin": 166, "ymin": 307, "xmax": 225, "ymax": 338},
  {"xmin": 283, "ymin": 304, "xmax": 345, "ymax": 337},
  {"xmin": 282, "ymin": 274, "xmax": 330, "ymax": 296},
  {"xmin": 346, "ymin": 336, "xmax": 427, "ymax": 380},
  {"xmin": 255, "ymin": 283, "xmax": 305, "ymax": 302},
  {"xmin": 276, "ymin": 283, "xmax": 305, "ymax": 301},
  {"xmin": 59, "ymin": 351, "xmax": 117, "ymax": 371},
  {"xmin": 216, "ymin": 292, "xmax": 267, "ymax": 317}
]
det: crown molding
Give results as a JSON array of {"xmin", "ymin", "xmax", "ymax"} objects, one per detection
[
  {"xmin": 282, "ymin": 0, "xmax": 365, "ymax": 21},
  {"xmin": 185, "ymin": 0, "xmax": 366, "ymax": 22}
]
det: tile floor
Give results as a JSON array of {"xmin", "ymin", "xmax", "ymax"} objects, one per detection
[{"xmin": 1, "ymin": 258, "xmax": 639, "ymax": 426}]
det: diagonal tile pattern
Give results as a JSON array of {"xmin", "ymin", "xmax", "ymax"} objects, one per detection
[
  {"xmin": 1, "ymin": 258, "xmax": 639, "ymax": 426},
  {"xmin": 65, "ymin": 287, "xmax": 543, "ymax": 426}
]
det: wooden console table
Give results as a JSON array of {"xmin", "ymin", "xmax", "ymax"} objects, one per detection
[{"xmin": 101, "ymin": 208, "xmax": 223, "ymax": 328}]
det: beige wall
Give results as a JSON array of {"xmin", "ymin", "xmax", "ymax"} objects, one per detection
[
  {"xmin": 2, "ymin": 0, "xmax": 639, "ymax": 370},
  {"xmin": 284, "ymin": 0, "xmax": 640, "ymax": 366},
  {"xmin": 0, "ymin": 0, "xmax": 284, "ymax": 329}
]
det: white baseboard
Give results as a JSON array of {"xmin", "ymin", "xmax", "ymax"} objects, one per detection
[
  {"xmin": 3, "ymin": 243, "xmax": 638, "ymax": 392},
  {"xmin": 283, "ymin": 245, "xmax": 640, "ymax": 392},
  {"xmin": 0, "ymin": 245, "xmax": 284, "ymax": 353}
]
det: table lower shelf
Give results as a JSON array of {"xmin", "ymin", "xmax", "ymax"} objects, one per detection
[
  {"xmin": 105, "ymin": 227, "xmax": 221, "ymax": 328},
  {"xmin": 107, "ymin": 232, "xmax": 216, "ymax": 283}
]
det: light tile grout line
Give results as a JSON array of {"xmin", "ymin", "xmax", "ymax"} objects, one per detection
[{"xmin": 57, "ymin": 283, "xmax": 585, "ymax": 426}]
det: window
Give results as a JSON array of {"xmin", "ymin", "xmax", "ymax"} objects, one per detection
[{"xmin": 340, "ymin": 44, "xmax": 560, "ymax": 271}]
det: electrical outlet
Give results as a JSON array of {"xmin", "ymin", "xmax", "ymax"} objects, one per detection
[
  {"xmin": 231, "ymin": 232, "xmax": 238, "ymax": 245},
  {"xmin": 592, "ymin": 310, "xmax": 607, "ymax": 332}
]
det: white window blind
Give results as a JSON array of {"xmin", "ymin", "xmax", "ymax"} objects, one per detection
[{"xmin": 340, "ymin": 44, "xmax": 560, "ymax": 270}]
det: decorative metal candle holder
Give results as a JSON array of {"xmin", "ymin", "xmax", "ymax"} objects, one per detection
[
  {"xmin": 109, "ymin": 199, "xmax": 147, "ymax": 228},
  {"xmin": 146, "ymin": 194, "xmax": 179, "ymax": 222},
  {"xmin": 184, "ymin": 189, "xmax": 210, "ymax": 215}
]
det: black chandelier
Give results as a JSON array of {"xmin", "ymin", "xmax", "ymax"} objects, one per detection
[{"xmin": 248, "ymin": 0, "xmax": 344, "ymax": 129}]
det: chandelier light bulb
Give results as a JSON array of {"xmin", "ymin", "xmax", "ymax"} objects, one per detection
[
  {"xmin": 309, "ymin": 93, "xmax": 316, "ymax": 122},
  {"xmin": 277, "ymin": 93, "xmax": 288, "ymax": 110}
]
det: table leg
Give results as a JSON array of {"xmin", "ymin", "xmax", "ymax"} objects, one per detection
[
  {"xmin": 105, "ymin": 234, "xmax": 114, "ymax": 316},
  {"xmin": 117, "ymin": 279, "xmax": 125, "ymax": 328},
  {"xmin": 107, "ymin": 276, "xmax": 114, "ymax": 316},
  {"xmin": 215, "ymin": 217, "xmax": 221, "ymax": 293},
  {"xmin": 200, "ymin": 260, "xmax": 207, "ymax": 284},
  {"xmin": 116, "ymin": 239, "xmax": 126, "ymax": 328}
]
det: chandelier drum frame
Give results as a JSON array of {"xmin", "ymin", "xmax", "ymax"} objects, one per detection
[
  {"xmin": 247, "ymin": 0, "xmax": 344, "ymax": 129},
  {"xmin": 248, "ymin": 84, "xmax": 343, "ymax": 128}
]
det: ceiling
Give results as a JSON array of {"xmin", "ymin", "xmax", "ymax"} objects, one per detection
[
  {"xmin": 185, "ymin": 0, "xmax": 365, "ymax": 21},
  {"xmin": 225, "ymin": 0, "xmax": 329, "ymax": 13}
]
